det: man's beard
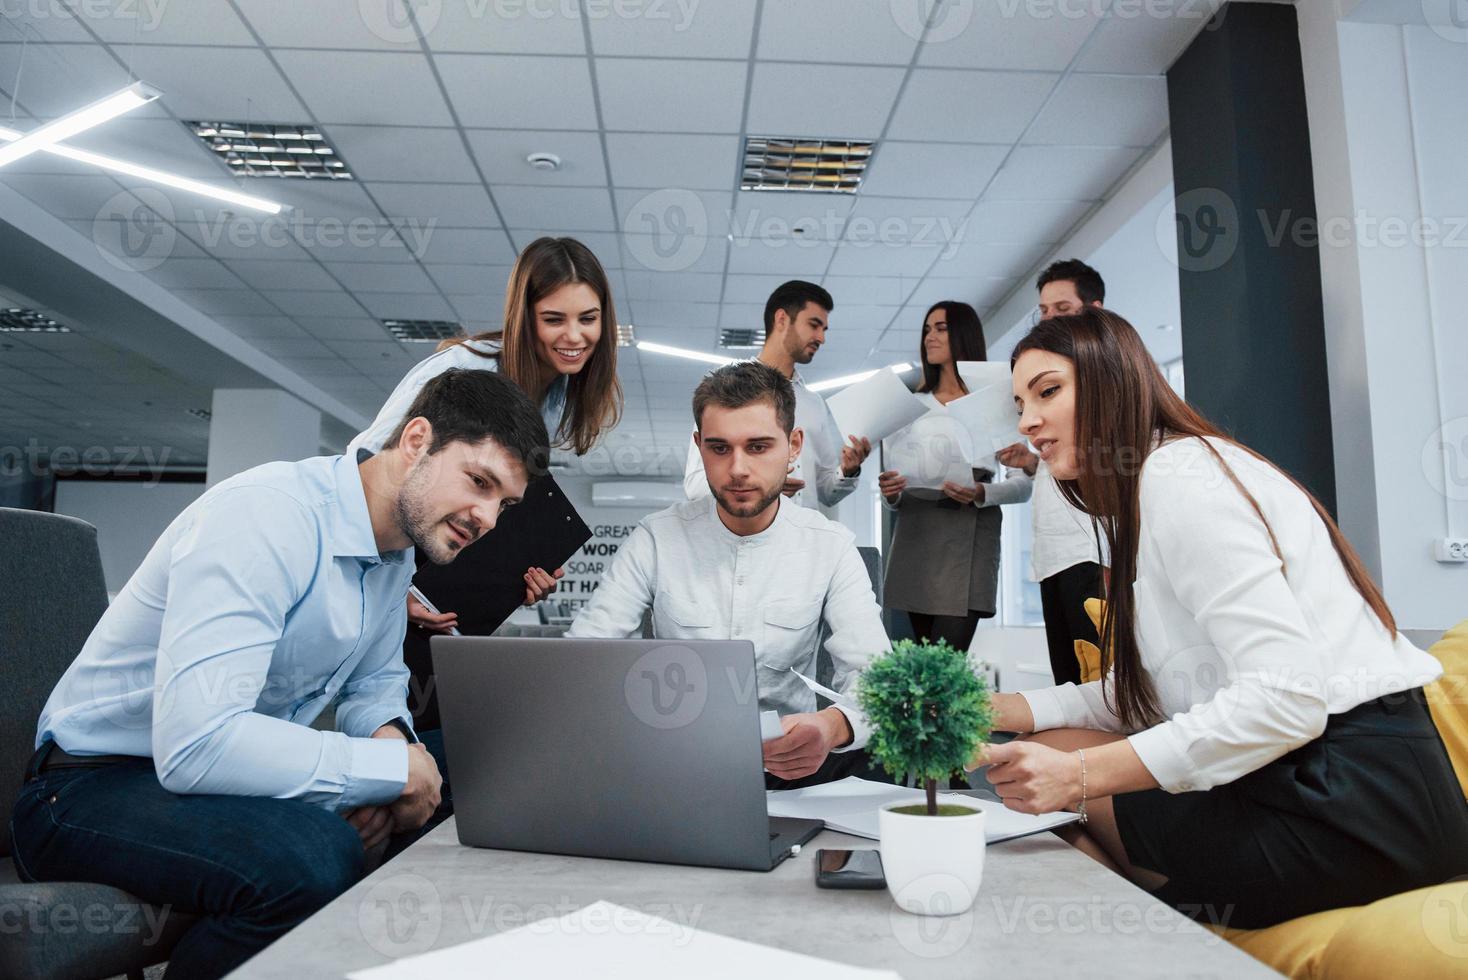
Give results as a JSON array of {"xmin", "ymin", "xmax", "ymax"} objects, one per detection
[
  {"xmin": 395, "ymin": 459, "xmax": 477, "ymax": 564},
  {"xmin": 790, "ymin": 339, "xmax": 816, "ymax": 364},
  {"xmin": 712, "ymin": 480, "xmax": 783, "ymax": 520}
]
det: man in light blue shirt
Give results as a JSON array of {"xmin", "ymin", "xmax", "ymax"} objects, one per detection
[{"xmin": 11, "ymin": 368, "xmax": 549, "ymax": 979}]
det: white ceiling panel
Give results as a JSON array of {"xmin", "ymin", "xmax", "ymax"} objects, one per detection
[
  {"xmin": 726, "ymin": 238, "xmax": 836, "ymax": 276},
  {"xmin": 887, "ymin": 69, "xmax": 1058, "ymax": 143},
  {"xmin": 424, "ymin": 263, "xmax": 513, "ymax": 295},
  {"xmin": 142, "ymin": 257, "xmax": 246, "ymax": 291},
  {"xmin": 757, "ymin": 0, "xmax": 921, "ymax": 65},
  {"xmin": 77, "ymin": 217, "xmax": 211, "ymax": 265},
  {"xmin": 1025, "ymin": 74, "xmax": 1169, "ymax": 146},
  {"xmin": 494, "ymin": 185, "xmax": 616, "ymax": 231},
  {"xmin": 466, "ymin": 129, "xmax": 609, "ymax": 186},
  {"xmin": 928, "ymin": 239, "xmax": 1053, "ymax": 280},
  {"xmin": 355, "ymin": 292, "xmax": 457, "ymax": 321},
  {"xmin": 858, "ymin": 142, "xmax": 1008, "ymax": 198},
  {"xmin": 275, "ymin": 50, "xmax": 452, "ymax": 126},
  {"xmin": 168, "ymin": 220, "xmax": 310, "ymax": 262},
  {"xmin": 623, "ymin": 271, "xmax": 724, "ymax": 303},
  {"xmin": 414, "ymin": 227, "xmax": 517, "ymax": 265},
  {"xmin": 966, "ymin": 198, "xmax": 1095, "ymax": 244},
  {"xmin": 916, "ymin": 2, "xmax": 1103, "ymax": 71},
  {"xmin": 263, "ymin": 289, "xmax": 366, "ymax": 318},
  {"xmin": 720, "ymin": 273, "xmax": 790, "ymax": 305},
  {"xmin": 446, "ymin": 294, "xmax": 505, "ymax": 322},
  {"xmin": 228, "ymin": 258, "xmax": 344, "ymax": 292},
  {"xmin": 827, "ymin": 240, "xmax": 943, "ymax": 277},
  {"xmin": 120, "ymin": 45, "xmax": 307, "ymax": 121},
  {"xmin": 0, "ymin": 42, "xmax": 168, "ymax": 121},
  {"xmin": 435, "ymin": 54, "xmax": 599, "ymax": 129},
  {"xmin": 3, "ymin": 173, "xmax": 146, "ymax": 220},
  {"xmin": 747, "ymin": 63, "xmax": 904, "ymax": 138},
  {"xmin": 596, "ymin": 58, "xmax": 746, "ymax": 134},
  {"xmin": 234, "ymin": 0, "xmax": 422, "ymax": 50},
  {"xmin": 169, "ymin": 287, "xmax": 284, "ymax": 317},
  {"xmin": 289, "ymin": 222, "xmax": 424, "ymax": 264},
  {"xmin": 324, "ymin": 261, "xmax": 439, "ymax": 294},
  {"xmin": 730, "ymin": 191, "xmax": 852, "ymax": 242},
  {"xmin": 41, "ymin": 118, "xmax": 223, "ymax": 180},
  {"xmin": 0, "ymin": 9, "xmax": 94, "ymax": 41},
  {"xmin": 425, "ymin": 3, "xmax": 588, "ymax": 54},
  {"xmin": 620, "ymin": 234, "xmax": 730, "ymax": 275},
  {"xmin": 89, "ymin": 0, "xmax": 254, "ymax": 43},
  {"xmin": 324, "ymin": 125, "xmax": 481, "ymax": 182},
  {"xmin": 845, "ymin": 195, "xmax": 972, "ymax": 245},
  {"xmin": 1074, "ymin": 5, "xmax": 1223, "ymax": 75},
  {"xmin": 614, "ymin": 187, "xmax": 731, "ymax": 239},
  {"xmin": 589, "ymin": 2, "xmax": 757, "ymax": 58},
  {"xmin": 605, "ymin": 132, "xmax": 740, "ymax": 190},
  {"xmin": 369, "ymin": 183, "xmax": 500, "ymax": 228},
  {"xmin": 984, "ymin": 144, "xmax": 1146, "ymax": 201},
  {"xmin": 820, "ymin": 275, "xmax": 921, "ymax": 306},
  {"xmin": 309, "ymin": 317, "xmax": 398, "ymax": 341},
  {"xmin": 506, "ymin": 230, "xmax": 624, "ymax": 265}
]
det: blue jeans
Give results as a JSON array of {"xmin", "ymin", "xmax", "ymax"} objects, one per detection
[{"xmin": 10, "ymin": 748, "xmax": 371, "ymax": 980}]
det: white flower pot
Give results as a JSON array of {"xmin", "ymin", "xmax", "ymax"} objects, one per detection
[{"xmin": 879, "ymin": 801, "xmax": 986, "ymax": 916}]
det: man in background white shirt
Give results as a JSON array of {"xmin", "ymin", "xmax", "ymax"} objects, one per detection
[
  {"xmin": 997, "ymin": 259, "xmax": 1107, "ymax": 685},
  {"xmin": 684, "ymin": 280, "xmax": 871, "ymax": 512},
  {"xmin": 574, "ymin": 360, "xmax": 888, "ymax": 787}
]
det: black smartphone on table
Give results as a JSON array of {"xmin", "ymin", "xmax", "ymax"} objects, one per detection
[{"xmin": 814, "ymin": 849, "xmax": 886, "ymax": 889}]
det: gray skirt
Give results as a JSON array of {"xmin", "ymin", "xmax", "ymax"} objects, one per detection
[{"xmin": 883, "ymin": 493, "xmax": 1002, "ymax": 617}]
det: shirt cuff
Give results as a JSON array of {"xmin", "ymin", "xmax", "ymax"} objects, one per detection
[
  {"xmin": 830, "ymin": 702, "xmax": 869, "ymax": 752},
  {"xmin": 1125, "ymin": 722, "xmax": 1198, "ymax": 794},
  {"xmin": 1020, "ymin": 685, "xmax": 1074, "ymax": 732},
  {"xmin": 339, "ymin": 734, "xmax": 410, "ymax": 809},
  {"xmin": 834, "ymin": 472, "xmax": 860, "ymax": 487}
]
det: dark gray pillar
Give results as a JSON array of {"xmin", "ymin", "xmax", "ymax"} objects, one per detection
[{"xmin": 1166, "ymin": 1, "xmax": 1336, "ymax": 516}]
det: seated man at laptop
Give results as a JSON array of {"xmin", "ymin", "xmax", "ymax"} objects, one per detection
[
  {"xmin": 568, "ymin": 360, "xmax": 888, "ymax": 786},
  {"xmin": 11, "ymin": 369, "xmax": 549, "ymax": 980}
]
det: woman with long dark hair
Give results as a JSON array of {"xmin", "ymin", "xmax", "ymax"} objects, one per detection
[
  {"xmin": 877, "ymin": 301, "xmax": 1032, "ymax": 651},
  {"xmin": 978, "ymin": 307, "xmax": 1467, "ymax": 928}
]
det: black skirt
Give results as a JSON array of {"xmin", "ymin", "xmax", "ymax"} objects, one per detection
[{"xmin": 1113, "ymin": 687, "xmax": 1468, "ymax": 929}]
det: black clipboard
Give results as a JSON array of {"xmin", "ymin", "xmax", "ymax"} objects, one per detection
[{"xmin": 409, "ymin": 475, "xmax": 592, "ymax": 636}]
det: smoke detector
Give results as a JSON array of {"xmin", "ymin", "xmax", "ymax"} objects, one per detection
[{"xmin": 526, "ymin": 152, "xmax": 562, "ymax": 171}]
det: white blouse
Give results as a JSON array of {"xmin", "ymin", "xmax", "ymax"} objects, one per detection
[{"xmin": 1021, "ymin": 437, "xmax": 1442, "ymax": 793}]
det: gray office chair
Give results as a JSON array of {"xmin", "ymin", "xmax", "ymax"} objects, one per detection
[{"xmin": 0, "ymin": 508, "xmax": 194, "ymax": 979}]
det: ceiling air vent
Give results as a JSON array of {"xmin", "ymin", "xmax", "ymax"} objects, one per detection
[
  {"xmin": 742, "ymin": 137, "xmax": 874, "ymax": 194},
  {"xmin": 615, "ymin": 323, "xmax": 636, "ymax": 347},
  {"xmin": 0, "ymin": 308, "xmax": 71, "ymax": 332},
  {"xmin": 187, "ymin": 122, "xmax": 352, "ymax": 180},
  {"xmin": 383, "ymin": 319, "xmax": 465, "ymax": 344},
  {"xmin": 718, "ymin": 328, "xmax": 766, "ymax": 350}
]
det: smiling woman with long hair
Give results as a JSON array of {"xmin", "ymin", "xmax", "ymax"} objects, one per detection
[{"xmin": 976, "ymin": 307, "xmax": 1468, "ymax": 929}]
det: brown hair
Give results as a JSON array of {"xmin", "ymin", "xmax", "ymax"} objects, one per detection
[
  {"xmin": 917, "ymin": 301, "xmax": 987, "ymax": 393},
  {"xmin": 1011, "ymin": 307, "xmax": 1395, "ymax": 730},
  {"xmin": 692, "ymin": 360, "xmax": 796, "ymax": 435},
  {"xmin": 439, "ymin": 236, "xmax": 622, "ymax": 455}
]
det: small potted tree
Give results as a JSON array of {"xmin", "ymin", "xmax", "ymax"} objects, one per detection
[{"xmin": 859, "ymin": 639, "xmax": 993, "ymax": 916}]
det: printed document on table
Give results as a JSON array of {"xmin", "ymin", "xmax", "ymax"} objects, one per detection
[
  {"xmin": 768, "ymin": 776, "xmax": 1080, "ymax": 844},
  {"xmin": 952, "ymin": 361, "xmax": 1022, "ymax": 456},
  {"xmin": 826, "ymin": 368, "xmax": 928, "ymax": 446},
  {"xmin": 347, "ymin": 900, "xmax": 902, "ymax": 980}
]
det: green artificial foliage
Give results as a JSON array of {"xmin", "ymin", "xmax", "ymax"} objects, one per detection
[{"xmin": 858, "ymin": 639, "xmax": 993, "ymax": 816}]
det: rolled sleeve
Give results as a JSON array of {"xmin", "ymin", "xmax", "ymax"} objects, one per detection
[{"xmin": 340, "ymin": 733, "xmax": 411, "ymax": 809}]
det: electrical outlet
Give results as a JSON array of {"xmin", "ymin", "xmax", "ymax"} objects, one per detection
[{"xmin": 1434, "ymin": 538, "xmax": 1468, "ymax": 563}]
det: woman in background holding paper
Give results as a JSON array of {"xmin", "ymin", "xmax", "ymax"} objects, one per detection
[{"xmin": 877, "ymin": 302, "xmax": 1032, "ymax": 651}]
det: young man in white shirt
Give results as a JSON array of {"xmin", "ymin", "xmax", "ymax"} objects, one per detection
[
  {"xmin": 997, "ymin": 259, "xmax": 1107, "ymax": 685},
  {"xmin": 683, "ymin": 280, "xmax": 871, "ymax": 512},
  {"xmin": 573, "ymin": 360, "xmax": 888, "ymax": 787}
]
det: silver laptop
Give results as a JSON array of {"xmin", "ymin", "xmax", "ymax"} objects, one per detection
[{"xmin": 432, "ymin": 636, "xmax": 824, "ymax": 871}]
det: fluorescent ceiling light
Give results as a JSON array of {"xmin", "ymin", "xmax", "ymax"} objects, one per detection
[
  {"xmin": 0, "ymin": 125, "xmax": 286, "ymax": 214},
  {"xmin": 807, "ymin": 362, "xmax": 915, "ymax": 393},
  {"xmin": 635, "ymin": 341, "xmax": 736, "ymax": 367},
  {"xmin": 0, "ymin": 81, "xmax": 159, "ymax": 170}
]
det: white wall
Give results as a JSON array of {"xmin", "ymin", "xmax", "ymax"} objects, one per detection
[
  {"xmin": 53, "ymin": 480, "xmax": 205, "ymax": 595},
  {"xmin": 1298, "ymin": 9, "xmax": 1468, "ymax": 629}
]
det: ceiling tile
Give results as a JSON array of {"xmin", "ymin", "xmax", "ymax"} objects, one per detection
[
  {"xmin": 620, "ymin": 232, "xmax": 727, "ymax": 274},
  {"xmin": 720, "ymin": 273, "xmax": 791, "ymax": 305},
  {"xmin": 321, "ymin": 125, "xmax": 478, "ymax": 183},
  {"xmin": 302, "ymin": 317, "xmax": 395, "ymax": 341},
  {"xmin": 169, "ymin": 220, "xmax": 310, "ymax": 262},
  {"xmin": 0, "ymin": 43, "xmax": 169, "ymax": 122},
  {"xmin": 494, "ymin": 185, "xmax": 616, "ymax": 231},
  {"xmin": 369, "ymin": 183, "xmax": 500, "ymax": 228},
  {"xmin": 757, "ymin": 0, "xmax": 921, "ymax": 64},
  {"xmin": 596, "ymin": 58, "xmax": 746, "ymax": 133},
  {"xmin": 228, "ymin": 258, "xmax": 343, "ymax": 292},
  {"xmin": 424, "ymin": 2, "xmax": 587, "ymax": 53},
  {"xmin": 466, "ymin": 129, "xmax": 608, "ymax": 186},
  {"xmin": 1025, "ymin": 75, "xmax": 1169, "ymax": 146},
  {"xmin": 507, "ymin": 229, "xmax": 624, "ymax": 265},
  {"xmin": 826, "ymin": 240, "xmax": 942, "ymax": 277},
  {"xmin": 142, "ymin": 257, "xmax": 246, "ymax": 291},
  {"xmin": 928, "ymin": 239, "xmax": 1052, "ymax": 279},
  {"xmin": 3, "ymin": 173, "xmax": 145, "ymax": 220},
  {"xmin": 588, "ymin": 2, "xmax": 756, "ymax": 57},
  {"xmin": 984, "ymin": 145, "xmax": 1145, "ymax": 201},
  {"xmin": 887, "ymin": 69, "xmax": 1057, "ymax": 143},
  {"xmin": 730, "ymin": 191, "xmax": 852, "ymax": 243},
  {"xmin": 915, "ymin": 2, "xmax": 1102, "ymax": 70},
  {"xmin": 77, "ymin": 217, "xmax": 212, "ymax": 267},
  {"xmin": 119, "ymin": 45, "xmax": 307, "ymax": 121},
  {"xmin": 446, "ymin": 294, "xmax": 504, "ymax": 322},
  {"xmin": 355, "ymin": 292, "xmax": 457, "ymax": 321},
  {"xmin": 415, "ymin": 228, "xmax": 517, "ymax": 265},
  {"xmin": 436, "ymin": 54, "xmax": 598, "ymax": 129},
  {"xmin": 233, "ymin": 0, "xmax": 424, "ymax": 50},
  {"xmin": 1073, "ymin": 4, "xmax": 1224, "ymax": 75},
  {"xmin": 252, "ymin": 337, "xmax": 336, "ymax": 359},
  {"xmin": 613, "ymin": 187, "xmax": 731, "ymax": 238},
  {"xmin": 605, "ymin": 133, "xmax": 739, "ymax": 190},
  {"xmin": 819, "ymin": 274, "xmax": 923, "ymax": 306},
  {"xmin": 289, "ymin": 221, "xmax": 425, "ymax": 263},
  {"xmin": 726, "ymin": 238, "xmax": 835, "ymax": 275},
  {"xmin": 747, "ymin": 63, "xmax": 904, "ymax": 138},
  {"xmin": 858, "ymin": 142, "xmax": 1007, "ymax": 198},
  {"xmin": 42, "ymin": 118, "xmax": 222, "ymax": 180},
  {"xmin": 213, "ymin": 315, "xmax": 307, "ymax": 339},
  {"xmin": 89, "ymin": 0, "xmax": 255, "ymax": 43},
  {"xmin": 170, "ymin": 287, "xmax": 283, "ymax": 317},
  {"xmin": 965, "ymin": 199, "xmax": 1094, "ymax": 244},
  {"xmin": 424, "ymin": 263, "xmax": 512, "ymax": 294},
  {"xmin": 844, "ymin": 196, "xmax": 973, "ymax": 246},
  {"xmin": 324, "ymin": 261, "xmax": 438, "ymax": 293},
  {"xmin": 275, "ymin": 50, "xmax": 451, "ymax": 126},
  {"xmin": 263, "ymin": 289, "xmax": 366, "ymax": 317},
  {"xmin": 623, "ymin": 271, "xmax": 724, "ymax": 303}
]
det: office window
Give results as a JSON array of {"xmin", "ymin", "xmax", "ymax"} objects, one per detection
[{"xmin": 997, "ymin": 497, "xmax": 1044, "ymax": 627}]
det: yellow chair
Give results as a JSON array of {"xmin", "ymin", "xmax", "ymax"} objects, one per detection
[{"xmin": 1069, "ymin": 603, "xmax": 1468, "ymax": 977}]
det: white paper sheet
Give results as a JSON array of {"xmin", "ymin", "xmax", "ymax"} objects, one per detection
[
  {"xmin": 952, "ymin": 361, "xmax": 1023, "ymax": 456},
  {"xmin": 767, "ymin": 776, "xmax": 1081, "ymax": 844},
  {"xmin": 347, "ymin": 900, "xmax": 901, "ymax": 980},
  {"xmin": 760, "ymin": 710, "xmax": 784, "ymax": 741},
  {"xmin": 882, "ymin": 411, "xmax": 975, "ymax": 490},
  {"xmin": 825, "ymin": 368, "xmax": 929, "ymax": 446}
]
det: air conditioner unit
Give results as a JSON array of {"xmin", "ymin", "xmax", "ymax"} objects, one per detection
[{"xmin": 591, "ymin": 481, "xmax": 685, "ymax": 509}]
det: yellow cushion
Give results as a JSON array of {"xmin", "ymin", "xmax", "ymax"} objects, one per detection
[
  {"xmin": 1211, "ymin": 881, "xmax": 1468, "ymax": 979},
  {"xmin": 1072, "ymin": 597, "xmax": 1106, "ymax": 684},
  {"xmin": 1425, "ymin": 619, "xmax": 1468, "ymax": 800}
]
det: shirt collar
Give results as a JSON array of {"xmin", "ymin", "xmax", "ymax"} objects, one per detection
[
  {"xmin": 704, "ymin": 493, "xmax": 788, "ymax": 546},
  {"xmin": 332, "ymin": 451, "xmax": 408, "ymax": 565}
]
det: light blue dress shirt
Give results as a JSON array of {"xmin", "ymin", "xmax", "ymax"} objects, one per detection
[{"xmin": 37, "ymin": 452, "xmax": 416, "ymax": 811}]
